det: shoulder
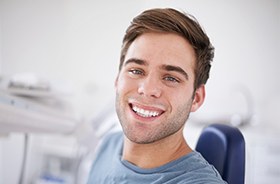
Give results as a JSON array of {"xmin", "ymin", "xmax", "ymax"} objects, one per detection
[
  {"xmin": 89, "ymin": 131, "xmax": 123, "ymax": 169},
  {"xmin": 176, "ymin": 152, "xmax": 226, "ymax": 183},
  {"xmin": 87, "ymin": 131, "xmax": 124, "ymax": 184},
  {"xmin": 101, "ymin": 131, "xmax": 123, "ymax": 146},
  {"xmin": 95, "ymin": 131, "xmax": 123, "ymax": 155}
]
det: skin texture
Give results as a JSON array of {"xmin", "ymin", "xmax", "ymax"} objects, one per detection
[{"xmin": 115, "ymin": 32, "xmax": 205, "ymax": 169}]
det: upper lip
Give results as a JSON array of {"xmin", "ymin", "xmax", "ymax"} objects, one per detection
[{"xmin": 128, "ymin": 100, "xmax": 166, "ymax": 113}]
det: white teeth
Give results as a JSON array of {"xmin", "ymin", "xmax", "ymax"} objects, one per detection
[{"xmin": 132, "ymin": 105, "xmax": 160, "ymax": 118}]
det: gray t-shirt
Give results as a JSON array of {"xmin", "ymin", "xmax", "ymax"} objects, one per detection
[{"xmin": 87, "ymin": 131, "xmax": 226, "ymax": 184}]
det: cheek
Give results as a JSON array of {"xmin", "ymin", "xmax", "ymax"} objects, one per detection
[
  {"xmin": 116, "ymin": 76, "xmax": 137, "ymax": 94},
  {"xmin": 169, "ymin": 88, "xmax": 194, "ymax": 108},
  {"xmin": 172, "ymin": 95, "xmax": 188, "ymax": 107}
]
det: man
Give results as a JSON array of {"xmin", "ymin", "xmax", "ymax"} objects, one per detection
[{"xmin": 87, "ymin": 8, "xmax": 226, "ymax": 183}]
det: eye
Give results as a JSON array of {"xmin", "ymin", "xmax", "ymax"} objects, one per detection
[
  {"xmin": 163, "ymin": 76, "xmax": 180, "ymax": 83},
  {"xmin": 128, "ymin": 69, "xmax": 144, "ymax": 76}
]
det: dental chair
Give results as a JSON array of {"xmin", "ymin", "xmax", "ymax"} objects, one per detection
[{"xmin": 195, "ymin": 124, "xmax": 245, "ymax": 184}]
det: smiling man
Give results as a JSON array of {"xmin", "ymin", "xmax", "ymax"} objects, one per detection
[{"xmin": 87, "ymin": 8, "xmax": 226, "ymax": 184}]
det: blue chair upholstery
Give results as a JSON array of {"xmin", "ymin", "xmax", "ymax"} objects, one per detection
[{"xmin": 195, "ymin": 124, "xmax": 245, "ymax": 184}]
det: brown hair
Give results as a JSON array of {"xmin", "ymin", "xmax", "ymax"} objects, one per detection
[{"xmin": 119, "ymin": 8, "xmax": 214, "ymax": 90}]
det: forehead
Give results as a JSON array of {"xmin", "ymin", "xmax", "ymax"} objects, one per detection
[{"xmin": 124, "ymin": 33, "xmax": 196, "ymax": 75}]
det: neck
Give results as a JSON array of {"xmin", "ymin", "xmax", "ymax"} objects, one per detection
[{"xmin": 122, "ymin": 128, "xmax": 192, "ymax": 169}]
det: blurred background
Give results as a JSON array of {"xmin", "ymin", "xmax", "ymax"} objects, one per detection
[{"xmin": 0, "ymin": 0, "xmax": 279, "ymax": 183}]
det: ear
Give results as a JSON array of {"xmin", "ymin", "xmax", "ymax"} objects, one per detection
[{"xmin": 191, "ymin": 85, "xmax": 206, "ymax": 112}]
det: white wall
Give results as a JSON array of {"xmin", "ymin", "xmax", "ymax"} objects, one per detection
[
  {"xmin": 0, "ymin": 11, "xmax": 2, "ymax": 73},
  {"xmin": 1, "ymin": 0, "xmax": 279, "ymax": 125},
  {"xmin": 0, "ymin": 0, "xmax": 279, "ymax": 183}
]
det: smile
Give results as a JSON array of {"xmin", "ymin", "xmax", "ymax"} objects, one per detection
[{"xmin": 130, "ymin": 104, "xmax": 164, "ymax": 118}]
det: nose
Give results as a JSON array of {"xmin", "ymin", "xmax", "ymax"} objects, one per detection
[{"xmin": 137, "ymin": 75, "xmax": 162, "ymax": 98}]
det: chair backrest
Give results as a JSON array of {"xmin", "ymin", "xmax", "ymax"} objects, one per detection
[{"xmin": 195, "ymin": 124, "xmax": 245, "ymax": 184}]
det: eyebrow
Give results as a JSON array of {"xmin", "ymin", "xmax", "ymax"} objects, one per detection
[
  {"xmin": 124, "ymin": 58, "xmax": 189, "ymax": 80},
  {"xmin": 124, "ymin": 58, "xmax": 148, "ymax": 66}
]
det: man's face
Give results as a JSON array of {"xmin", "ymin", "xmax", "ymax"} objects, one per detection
[{"xmin": 115, "ymin": 33, "xmax": 204, "ymax": 144}]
